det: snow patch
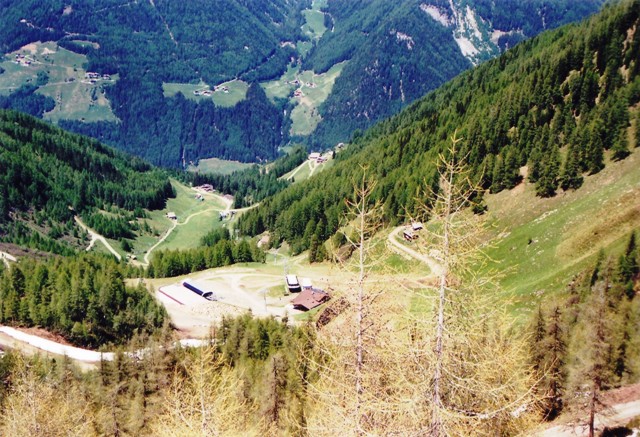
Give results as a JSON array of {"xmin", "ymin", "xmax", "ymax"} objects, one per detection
[
  {"xmin": 420, "ymin": 4, "xmax": 452, "ymax": 27},
  {"xmin": 454, "ymin": 36, "xmax": 480, "ymax": 58},
  {"xmin": 464, "ymin": 5, "xmax": 483, "ymax": 41},
  {"xmin": 395, "ymin": 31, "xmax": 415, "ymax": 50}
]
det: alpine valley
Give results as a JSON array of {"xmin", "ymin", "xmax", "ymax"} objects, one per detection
[{"xmin": 0, "ymin": 1, "xmax": 639, "ymax": 436}]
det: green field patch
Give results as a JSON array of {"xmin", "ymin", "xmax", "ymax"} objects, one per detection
[
  {"xmin": 71, "ymin": 40, "xmax": 100, "ymax": 49},
  {"xmin": 261, "ymin": 61, "xmax": 346, "ymax": 136},
  {"xmin": 289, "ymin": 61, "xmax": 346, "ymax": 136},
  {"xmin": 162, "ymin": 79, "xmax": 248, "ymax": 107},
  {"xmin": 261, "ymin": 64, "xmax": 299, "ymax": 101},
  {"xmin": 301, "ymin": 0, "xmax": 328, "ymax": 41},
  {"xmin": 0, "ymin": 41, "xmax": 118, "ymax": 122},
  {"xmin": 189, "ymin": 157, "xmax": 253, "ymax": 175},
  {"xmin": 133, "ymin": 179, "xmax": 229, "ymax": 258},
  {"xmin": 158, "ymin": 209, "xmax": 228, "ymax": 252},
  {"xmin": 162, "ymin": 81, "xmax": 210, "ymax": 100}
]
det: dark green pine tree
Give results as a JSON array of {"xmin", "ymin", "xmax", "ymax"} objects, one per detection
[
  {"xmin": 535, "ymin": 144, "xmax": 560, "ymax": 197},
  {"xmin": 559, "ymin": 145, "xmax": 584, "ymax": 191},
  {"xmin": 490, "ymin": 155, "xmax": 505, "ymax": 193},
  {"xmin": 503, "ymin": 147, "xmax": 522, "ymax": 189},
  {"xmin": 586, "ymin": 120, "xmax": 605, "ymax": 174},
  {"xmin": 611, "ymin": 127, "xmax": 630, "ymax": 161}
]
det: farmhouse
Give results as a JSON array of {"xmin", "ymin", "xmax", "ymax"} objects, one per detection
[
  {"xmin": 403, "ymin": 229, "xmax": 417, "ymax": 241},
  {"xmin": 286, "ymin": 274, "xmax": 301, "ymax": 293},
  {"xmin": 412, "ymin": 222, "xmax": 424, "ymax": 231},
  {"xmin": 291, "ymin": 288, "xmax": 330, "ymax": 311},
  {"xmin": 308, "ymin": 152, "xmax": 321, "ymax": 161},
  {"xmin": 167, "ymin": 212, "xmax": 177, "ymax": 220},
  {"xmin": 257, "ymin": 234, "xmax": 270, "ymax": 248},
  {"xmin": 197, "ymin": 184, "xmax": 214, "ymax": 192}
]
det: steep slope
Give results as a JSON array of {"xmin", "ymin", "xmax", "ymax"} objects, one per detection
[
  {"xmin": 239, "ymin": 0, "xmax": 640, "ymax": 255},
  {"xmin": 0, "ymin": 1, "xmax": 600, "ymax": 167},
  {"xmin": 305, "ymin": 0, "xmax": 603, "ymax": 147},
  {"xmin": 0, "ymin": 109, "xmax": 175, "ymax": 253},
  {"xmin": 0, "ymin": 0, "xmax": 310, "ymax": 167}
]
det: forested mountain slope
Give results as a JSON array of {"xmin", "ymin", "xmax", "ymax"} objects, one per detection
[
  {"xmin": 305, "ymin": 0, "xmax": 603, "ymax": 147},
  {"xmin": 0, "ymin": 0, "xmax": 599, "ymax": 167},
  {"xmin": 239, "ymin": 0, "xmax": 640, "ymax": 255},
  {"xmin": 0, "ymin": 0, "xmax": 310, "ymax": 166},
  {"xmin": 0, "ymin": 109, "xmax": 174, "ymax": 253}
]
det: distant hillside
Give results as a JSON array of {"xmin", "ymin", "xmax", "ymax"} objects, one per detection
[
  {"xmin": 0, "ymin": 0, "xmax": 310, "ymax": 167},
  {"xmin": 305, "ymin": 0, "xmax": 603, "ymax": 148},
  {"xmin": 0, "ymin": 0, "xmax": 600, "ymax": 167},
  {"xmin": 239, "ymin": 0, "xmax": 640, "ymax": 254},
  {"xmin": 0, "ymin": 109, "xmax": 174, "ymax": 253}
]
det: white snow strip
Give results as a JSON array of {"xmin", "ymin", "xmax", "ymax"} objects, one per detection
[
  {"xmin": 0, "ymin": 326, "xmax": 212, "ymax": 363},
  {"xmin": 454, "ymin": 36, "xmax": 480, "ymax": 58},
  {"xmin": 420, "ymin": 4, "xmax": 452, "ymax": 27},
  {"xmin": 0, "ymin": 326, "xmax": 114, "ymax": 362}
]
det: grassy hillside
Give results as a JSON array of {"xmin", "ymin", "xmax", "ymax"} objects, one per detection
[{"xmin": 483, "ymin": 148, "xmax": 640, "ymax": 309}]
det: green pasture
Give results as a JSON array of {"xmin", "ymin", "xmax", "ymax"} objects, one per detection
[
  {"xmin": 481, "ymin": 149, "xmax": 640, "ymax": 313},
  {"xmin": 162, "ymin": 80, "xmax": 248, "ymax": 107},
  {"xmin": 301, "ymin": 0, "xmax": 328, "ymax": 41},
  {"xmin": 0, "ymin": 41, "xmax": 117, "ymax": 122},
  {"xmin": 188, "ymin": 157, "xmax": 253, "ymax": 175}
]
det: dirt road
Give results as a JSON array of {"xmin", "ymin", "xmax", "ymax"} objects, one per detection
[
  {"xmin": 74, "ymin": 216, "xmax": 122, "ymax": 260},
  {"xmin": 0, "ymin": 251, "xmax": 17, "ymax": 268},
  {"xmin": 143, "ymin": 190, "xmax": 232, "ymax": 265},
  {"xmin": 387, "ymin": 225, "xmax": 443, "ymax": 276}
]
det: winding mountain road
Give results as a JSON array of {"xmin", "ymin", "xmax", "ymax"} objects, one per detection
[
  {"xmin": 74, "ymin": 216, "xmax": 122, "ymax": 260},
  {"xmin": 387, "ymin": 225, "xmax": 443, "ymax": 276},
  {"xmin": 143, "ymin": 191, "xmax": 233, "ymax": 265}
]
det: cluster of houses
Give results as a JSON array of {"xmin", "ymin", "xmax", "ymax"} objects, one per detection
[
  {"xmin": 403, "ymin": 221, "xmax": 424, "ymax": 241},
  {"xmin": 286, "ymin": 274, "xmax": 331, "ymax": 312},
  {"xmin": 308, "ymin": 151, "xmax": 331, "ymax": 164},
  {"xmin": 13, "ymin": 53, "xmax": 32, "ymax": 66},
  {"xmin": 196, "ymin": 184, "xmax": 215, "ymax": 192},
  {"xmin": 83, "ymin": 72, "xmax": 111, "ymax": 84},
  {"xmin": 193, "ymin": 85, "xmax": 229, "ymax": 97}
]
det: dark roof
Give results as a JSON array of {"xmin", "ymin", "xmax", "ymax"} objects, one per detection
[{"xmin": 291, "ymin": 288, "xmax": 330, "ymax": 311}]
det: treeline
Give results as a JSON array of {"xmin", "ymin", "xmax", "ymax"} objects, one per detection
[
  {"xmin": 239, "ymin": 1, "xmax": 640, "ymax": 252},
  {"xmin": 147, "ymin": 228, "xmax": 265, "ymax": 278},
  {"xmin": 530, "ymin": 231, "xmax": 639, "ymax": 421},
  {"xmin": 82, "ymin": 209, "xmax": 146, "ymax": 241},
  {"xmin": 0, "ymin": 110, "xmax": 174, "ymax": 222},
  {"xmin": 0, "ymin": 254, "xmax": 166, "ymax": 348},
  {"xmin": 0, "ymin": 84, "xmax": 55, "ymax": 118},
  {"xmin": 61, "ymin": 81, "xmax": 286, "ymax": 167},
  {"xmin": 185, "ymin": 146, "xmax": 307, "ymax": 208}
]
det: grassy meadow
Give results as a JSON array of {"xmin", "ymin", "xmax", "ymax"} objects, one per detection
[{"xmin": 0, "ymin": 41, "xmax": 118, "ymax": 122}]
